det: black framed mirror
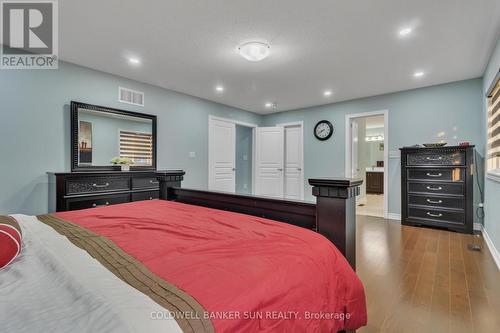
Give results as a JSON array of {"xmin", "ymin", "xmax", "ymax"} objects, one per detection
[{"xmin": 71, "ymin": 101, "xmax": 157, "ymax": 171}]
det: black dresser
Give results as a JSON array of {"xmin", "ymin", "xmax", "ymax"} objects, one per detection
[
  {"xmin": 400, "ymin": 146, "xmax": 474, "ymax": 234},
  {"xmin": 50, "ymin": 171, "xmax": 167, "ymax": 212}
]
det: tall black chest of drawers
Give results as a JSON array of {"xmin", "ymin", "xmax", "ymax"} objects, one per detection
[{"xmin": 400, "ymin": 146, "xmax": 474, "ymax": 234}]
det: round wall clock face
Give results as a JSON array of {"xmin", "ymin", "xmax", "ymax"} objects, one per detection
[{"xmin": 314, "ymin": 120, "xmax": 334, "ymax": 141}]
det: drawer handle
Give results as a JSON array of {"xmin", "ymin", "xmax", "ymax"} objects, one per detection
[
  {"xmin": 426, "ymin": 199, "xmax": 443, "ymax": 204},
  {"xmin": 93, "ymin": 183, "xmax": 110, "ymax": 188},
  {"xmin": 149, "ymin": 180, "xmax": 159, "ymax": 184},
  {"xmin": 149, "ymin": 197, "xmax": 153, "ymax": 200},
  {"xmin": 426, "ymin": 212, "xmax": 443, "ymax": 218},
  {"xmin": 426, "ymin": 186, "xmax": 442, "ymax": 191},
  {"xmin": 426, "ymin": 173, "xmax": 442, "ymax": 177},
  {"xmin": 92, "ymin": 202, "xmax": 110, "ymax": 207},
  {"xmin": 426, "ymin": 156, "xmax": 443, "ymax": 161}
]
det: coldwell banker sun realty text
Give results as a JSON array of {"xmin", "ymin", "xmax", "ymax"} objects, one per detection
[{"xmin": 1, "ymin": 0, "xmax": 58, "ymax": 69}]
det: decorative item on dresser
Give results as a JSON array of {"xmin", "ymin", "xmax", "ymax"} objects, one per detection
[
  {"xmin": 49, "ymin": 170, "xmax": 173, "ymax": 212},
  {"xmin": 400, "ymin": 145, "xmax": 474, "ymax": 234}
]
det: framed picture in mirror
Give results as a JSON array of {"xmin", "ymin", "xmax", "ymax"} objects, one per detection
[{"xmin": 70, "ymin": 101, "xmax": 157, "ymax": 171}]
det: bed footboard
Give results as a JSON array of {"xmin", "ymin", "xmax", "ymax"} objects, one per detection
[{"xmin": 156, "ymin": 171, "xmax": 362, "ymax": 269}]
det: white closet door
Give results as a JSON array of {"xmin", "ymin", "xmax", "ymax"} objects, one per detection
[
  {"xmin": 254, "ymin": 127, "xmax": 284, "ymax": 198},
  {"xmin": 284, "ymin": 126, "xmax": 303, "ymax": 200},
  {"xmin": 209, "ymin": 118, "xmax": 236, "ymax": 192}
]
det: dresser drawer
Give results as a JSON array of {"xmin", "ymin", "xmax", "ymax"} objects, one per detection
[
  {"xmin": 67, "ymin": 177, "xmax": 130, "ymax": 195},
  {"xmin": 408, "ymin": 207, "xmax": 465, "ymax": 225},
  {"xmin": 407, "ymin": 168, "xmax": 464, "ymax": 182},
  {"xmin": 66, "ymin": 193, "xmax": 130, "ymax": 211},
  {"xmin": 132, "ymin": 177, "xmax": 159, "ymax": 189},
  {"xmin": 408, "ymin": 181, "xmax": 463, "ymax": 196},
  {"xmin": 408, "ymin": 194, "xmax": 464, "ymax": 210},
  {"xmin": 131, "ymin": 190, "xmax": 159, "ymax": 201},
  {"xmin": 407, "ymin": 151, "xmax": 465, "ymax": 166}
]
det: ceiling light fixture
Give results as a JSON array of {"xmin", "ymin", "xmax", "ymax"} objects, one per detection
[
  {"xmin": 324, "ymin": 90, "xmax": 332, "ymax": 97},
  {"xmin": 238, "ymin": 42, "xmax": 270, "ymax": 62},
  {"xmin": 128, "ymin": 57, "xmax": 141, "ymax": 65},
  {"xmin": 398, "ymin": 27, "xmax": 412, "ymax": 37},
  {"xmin": 366, "ymin": 135, "xmax": 384, "ymax": 142},
  {"xmin": 265, "ymin": 102, "xmax": 273, "ymax": 108},
  {"xmin": 414, "ymin": 71, "xmax": 425, "ymax": 78},
  {"xmin": 215, "ymin": 85, "xmax": 224, "ymax": 92}
]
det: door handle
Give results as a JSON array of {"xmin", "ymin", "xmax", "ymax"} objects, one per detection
[
  {"xmin": 426, "ymin": 212, "xmax": 443, "ymax": 218},
  {"xmin": 277, "ymin": 168, "xmax": 283, "ymax": 171},
  {"xmin": 232, "ymin": 168, "xmax": 236, "ymax": 171},
  {"xmin": 297, "ymin": 168, "xmax": 302, "ymax": 171},
  {"xmin": 426, "ymin": 173, "xmax": 442, "ymax": 177},
  {"xmin": 426, "ymin": 199, "xmax": 443, "ymax": 204},
  {"xmin": 426, "ymin": 186, "xmax": 442, "ymax": 191}
]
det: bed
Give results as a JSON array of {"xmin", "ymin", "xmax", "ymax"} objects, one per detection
[{"xmin": 0, "ymin": 171, "xmax": 367, "ymax": 333}]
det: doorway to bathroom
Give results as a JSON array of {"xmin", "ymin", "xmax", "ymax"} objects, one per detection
[{"xmin": 345, "ymin": 111, "xmax": 388, "ymax": 218}]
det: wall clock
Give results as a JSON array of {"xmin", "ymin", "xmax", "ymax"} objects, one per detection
[{"xmin": 314, "ymin": 120, "xmax": 334, "ymax": 141}]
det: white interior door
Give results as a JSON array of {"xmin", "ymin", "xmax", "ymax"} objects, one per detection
[
  {"xmin": 209, "ymin": 118, "xmax": 235, "ymax": 192},
  {"xmin": 255, "ymin": 127, "xmax": 284, "ymax": 198},
  {"xmin": 284, "ymin": 126, "xmax": 303, "ymax": 200}
]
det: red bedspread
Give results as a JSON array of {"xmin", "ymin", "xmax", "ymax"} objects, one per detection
[{"xmin": 56, "ymin": 200, "xmax": 367, "ymax": 332}]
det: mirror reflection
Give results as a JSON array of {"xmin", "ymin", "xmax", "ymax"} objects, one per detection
[{"xmin": 77, "ymin": 108, "xmax": 153, "ymax": 167}]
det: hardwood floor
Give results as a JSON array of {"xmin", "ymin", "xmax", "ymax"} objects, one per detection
[
  {"xmin": 357, "ymin": 215, "xmax": 500, "ymax": 333},
  {"xmin": 357, "ymin": 194, "xmax": 384, "ymax": 218}
]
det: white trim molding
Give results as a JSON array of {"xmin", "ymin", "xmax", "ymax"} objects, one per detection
[
  {"xmin": 386, "ymin": 213, "xmax": 401, "ymax": 221},
  {"xmin": 208, "ymin": 115, "xmax": 258, "ymax": 129},
  {"xmin": 480, "ymin": 225, "xmax": 500, "ymax": 271}
]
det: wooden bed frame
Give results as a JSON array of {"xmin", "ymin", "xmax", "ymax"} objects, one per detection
[{"xmin": 156, "ymin": 170, "xmax": 362, "ymax": 270}]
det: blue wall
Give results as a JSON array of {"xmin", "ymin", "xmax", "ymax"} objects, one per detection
[
  {"xmin": 263, "ymin": 79, "xmax": 485, "ymax": 216},
  {"xmin": 0, "ymin": 60, "xmax": 488, "ymax": 223},
  {"xmin": 482, "ymin": 36, "xmax": 500, "ymax": 257},
  {"xmin": 0, "ymin": 61, "xmax": 262, "ymax": 215}
]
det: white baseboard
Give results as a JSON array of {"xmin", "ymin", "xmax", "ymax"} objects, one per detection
[
  {"xmin": 386, "ymin": 213, "xmax": 401, "ymax": 221},
  {"xmin": 481, "ymin": 225, "xmax": 500, "ymax": 271},
  {"xmin": 474, "ymin": 223, "xmax": 482, "ymax": 231}
]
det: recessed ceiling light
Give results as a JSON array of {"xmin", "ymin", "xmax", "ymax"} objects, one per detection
[
  {"xmin": 324, "ymin": 90, "xmax": 332, "ymax": 96},
  {"xmin": 238, "ymin": 42, "xmax": 270, "ymax": 62},
  {"xmin": 265, "ymin": 102, "xmax": 273, "ymax": 108},
  {"xmin": 414, "ymin": 71, "xmax": 425, "ymax": 78},
  {"xmin": 398, "ymin": 28, "xmax": 412, "ymax": 37},
  {"xmin": 128, "ymin": 57, "xmax": 141, "ymax": 65},
  {"xmin": 215, "ymin": 85, "xmax": 224, "ymax": 92}
]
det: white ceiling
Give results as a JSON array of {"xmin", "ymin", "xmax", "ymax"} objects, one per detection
[{"xmin": 59, "ymin": 0, "xmax": 500, "ymax": 114}]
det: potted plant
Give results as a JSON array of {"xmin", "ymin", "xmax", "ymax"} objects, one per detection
[{"xmin": 111, "ymin": 157, "xmax": 133, "ymax": 171}]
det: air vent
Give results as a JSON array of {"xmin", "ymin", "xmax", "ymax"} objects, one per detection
[{"xmin": 119, "ymin": 87, "xmax": 144, "ymax": 106}]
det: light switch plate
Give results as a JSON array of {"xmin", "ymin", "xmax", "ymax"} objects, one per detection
[{"xmin": 189, "ymin": 151, "xmax": 196, "ymax": 158}]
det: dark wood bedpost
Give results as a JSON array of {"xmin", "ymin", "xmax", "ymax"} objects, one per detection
[
  {"xmin": 309, "ymin": 178, "xmax": 362, "ymax": 270},
  {"xmin": 156, "ymin": 170, "xmax": 185, "ymax": 200}
]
